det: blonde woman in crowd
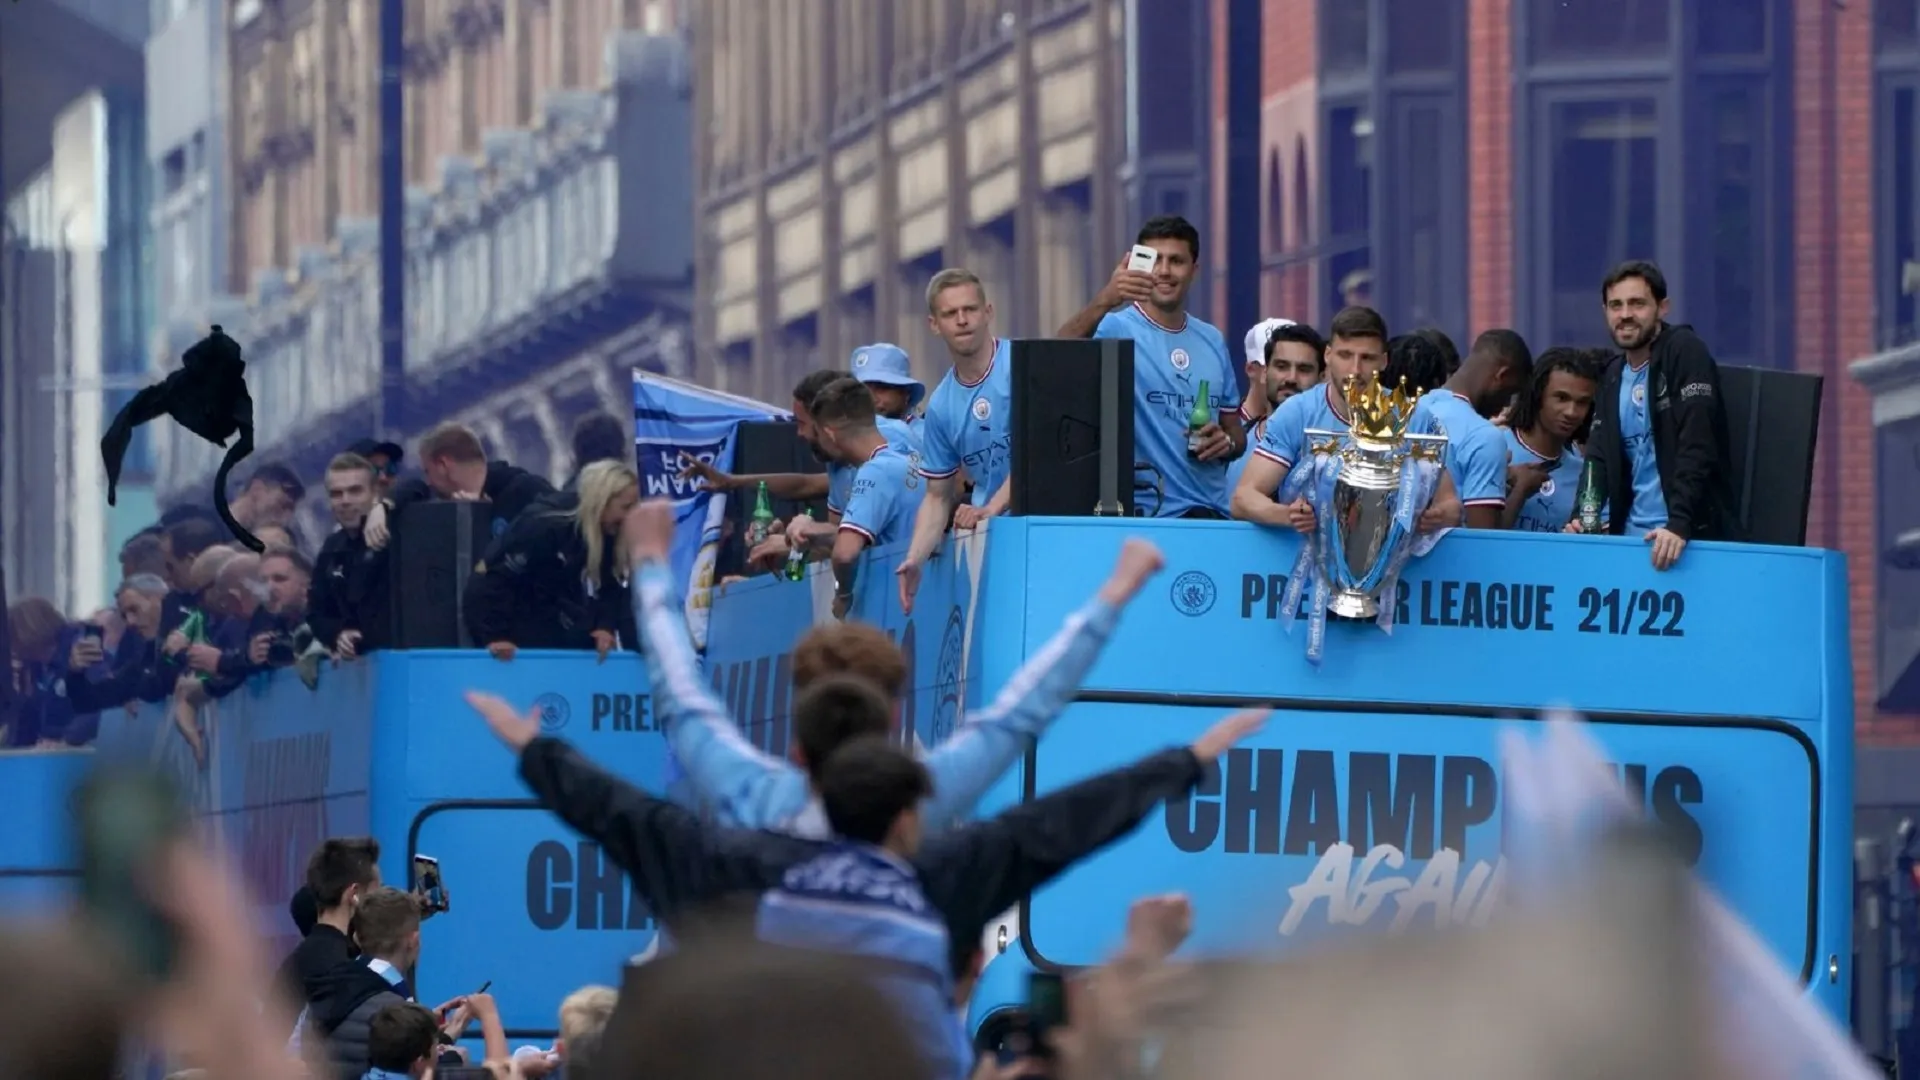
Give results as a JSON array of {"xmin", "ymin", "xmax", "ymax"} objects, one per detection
[{"xmin": 465, "ymin": 459, "xmax": 640, "ymax": 663}]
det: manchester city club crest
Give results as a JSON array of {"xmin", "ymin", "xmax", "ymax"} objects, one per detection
[
  {"xmin": 854, "ymin": 349, "xmax": 871, "ymax": 368},
  {"xmin": 1540, "ymin": 478, "xmax": 1556, "ymax": 497},
  {"xmin": 532, "ymin": 692, "xmax": 571, "ymax": 731},
  {"xmin": 1632, "ymin": 382, "xmax": 1647, "ymax": 406},
  {"xmin": 1169, "ymin": 570, "xmax": 1217, "ymax": 616},
  {"xmin": 1170, "ymin": 348, "xmax": 1191, "ymax": 371},
  {"xmin": 972, "ymin": 397, "xmax": 992, "ymax": 421}
]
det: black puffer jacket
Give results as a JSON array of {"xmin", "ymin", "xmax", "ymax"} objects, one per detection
[
  {"xmin": 305, "ymin": 959, "xmax": 406, "ymax": 1080},
  {"xmin": 1586, "ymin": 323, "xmax": 1739, "ymax": 541}
]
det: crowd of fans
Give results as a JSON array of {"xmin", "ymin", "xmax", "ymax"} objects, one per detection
[
  {"xmin": 1, "ymin": 410, "xmax": 638, "ymax": 753},
  {"xmin": 0, "ymin": 215, "xmax": 1773, "ymax": 1080}
]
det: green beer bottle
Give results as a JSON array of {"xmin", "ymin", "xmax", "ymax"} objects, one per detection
[
  {"xmin": 746, "ymin": 480, "xmax": 776, "ymax": 548},
  {"xmin": 1186, "ymin": 379, "xmax": 1213, "ymax": 457},
  {"xmin": 178, "ymin": 608, "xmax": 209, "ymax": 681},
  {"xmin": 1575, "ymin": 458, "xmax": 1605, "ymax": 533},
  {"xmin": 784, "ymin": 509, "xmax": 813, "ymax": 582}
]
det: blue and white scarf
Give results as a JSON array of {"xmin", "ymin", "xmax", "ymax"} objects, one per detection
[{"xmin": 757, "ymin": 844, "xmax": 972, "ymax": 1080}]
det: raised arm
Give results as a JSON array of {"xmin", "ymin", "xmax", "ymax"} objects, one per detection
[
  {"xmin": 625, "ymin": 499, "xmax": 814, "ymax": 827},
  {"xmin": 1058, "ymin": 256, "xmax": 1151, "ymax": 338},
  {"xmin": 631, "ymin": 559, "xmax": 812, "ymax": 826},
  {"xmin": 918, "ymin": 539, "xmax": 1165, "ymax": 828},
  {"xmin": 917, "ymin": 708, "xmax": 1269, "ymax": 944},
  {"xmin": 678, "ymin": 454, "xmax": 829, "ymax": 502},
  {"xmin": 469, "ymin": 692, "xmax": 792, "ymax": 921}
]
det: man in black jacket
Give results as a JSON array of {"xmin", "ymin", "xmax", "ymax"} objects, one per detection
[
  {"xmin": 464, "ymin": 683, "xmax": 1266, "ymax": 981},
  {"xmin": 277, "ymin": 837, "xmax": 381, "ymax": 1008},
  {"xmin": 302, "ymin": 886, "xmax": 469, "ymax": 1080},
  {"xmin": 310, "ymin": 452, "xmax": 393, "ymax": 658},
  {"xmin": 1583, "ymin": 260, "xmax": 1738, "ymax": 570},
  {"xmin": 361, "ymin": 421, "xmax": 557, "ymax": 551}
]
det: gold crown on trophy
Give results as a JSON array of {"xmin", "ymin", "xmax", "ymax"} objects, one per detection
[{"xmin": 1341, "ymin": 373, "xmax": 1422, "ymax": 443}]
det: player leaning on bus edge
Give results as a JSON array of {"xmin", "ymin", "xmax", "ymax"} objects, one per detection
[{"xmin": 1580, "ymin": 260, "xmax": 1738, "ymax": 571}]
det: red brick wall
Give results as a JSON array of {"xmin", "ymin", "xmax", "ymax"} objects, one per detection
[
  {"xmin": 1212, "ymin": 0, "xmax": 1320, "ymax": 330},
  {"xmin": 1262, "ymin": 0, "xmax": 1316, "ymax": 325},
  {"xmin": 1465, "ymin": 0, "xmax": 1514, "ymax": 331},
  {"xmin": 1791, "ymin": 0, "xmax": 1908, "ymax": 741}
]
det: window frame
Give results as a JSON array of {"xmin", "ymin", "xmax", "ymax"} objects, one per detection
[
  {"xmin": 1382, "ymin": 89, "xmax": 1466, "ymax": 337},
  {"xmin": 1681, "ymin": 74, "xmax": 1782, "ymax": 368},
  {"xmin": 1875, "ymin": 68, "xmax": 1920, "ymax": 350},
  {"xmin": 1526, "ymin": 0, "xmax": 1673, "ymax": 67},
  {"xmin": 1876, "ymin": 418, "xmax": 1920, "ymax": 703},
  {"xmin": 1520, "ymin": 81, "xmax": 1681, "ymax": 351},
  {"xmin": 1316, "ymin": 0, "xmax": 1466, "ymax": 335},
  {"xmin": 1512, "ymin": 0, "xmax": 1793, "ymax": 364},
  {"xmin": 1318, "ymin": 92, "xmax": 1375, "ymax": 317}
]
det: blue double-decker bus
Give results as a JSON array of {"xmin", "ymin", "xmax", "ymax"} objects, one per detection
[{"xmin": 0, "ymin": 514, "xmax": 1854, "ymax": 1043}]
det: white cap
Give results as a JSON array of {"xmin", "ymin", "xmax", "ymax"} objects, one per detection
[{"xmin": 1243, "ymin": 317, "xmax": 1297, "ymax": 367}]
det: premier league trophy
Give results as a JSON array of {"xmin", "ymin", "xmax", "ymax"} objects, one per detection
[{"xmin": 1276, "ymin": 373, "xmax": 1448, "ymax": 662}]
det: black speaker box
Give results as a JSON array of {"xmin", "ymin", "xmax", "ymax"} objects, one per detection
[
  {"xmin": 1719, "ymin": 365, "xmax": 1822, "ymax": 547},
  {"xmin": 715, "ymin": 421, "xmax": 830, "ymax": 578},
  {"xmin": 1009, "ymin": 338, "xmax": 1137, "ymax": 517},
  {"xmin": 388, "ymin": 499, "xmax": 493, "ymax": 648}
]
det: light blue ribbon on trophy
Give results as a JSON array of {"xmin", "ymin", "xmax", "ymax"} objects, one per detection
[
  {"xmin": 1372, "ymin": 454, "xmax": 1446, "ymax": 633},
  {"xmin": 1270, "ymin": 374, "xmax": 1449, "ymax": 665},
  {"xmin": 1274, "ymin": 450, "xmax": 1339, "ymax": 663}
]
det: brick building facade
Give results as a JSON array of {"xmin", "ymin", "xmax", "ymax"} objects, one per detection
[{"xmin": 1213, "ymin": 0, "xmax": 1920, "ymax": 740}]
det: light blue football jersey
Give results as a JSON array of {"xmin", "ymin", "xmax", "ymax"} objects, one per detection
[
  {"xmin": 1095, "ymin": 303, "xmax": 1240, "ymax": 517},
  {"xmin": 917, "ymin": 338, "xmax": 1013, "ymax": 507}
]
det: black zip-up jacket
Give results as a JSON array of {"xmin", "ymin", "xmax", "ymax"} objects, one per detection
[
  {"xmin": 275, "ymin": 922, "xmax": 356, "ymax": 1008},
  {"xmin": 515, "ymin": 736, "xmax": 1208, "ymax": 973},
  {"xmin": 201, "ymin": 607, "xmax": 273, "ymax": 699},
  {"xmin": 1586, "ymin": 323, "xmax": 1739, "ymax": 541},
  {"xmin": 66, "ymin": 633, "xmax": 173, "ymax": 712},
  {"xmin": 464, "ymin": 500, "xmax": 635, "ymax": 651},
  {"xmin": 388, "ymin": 460, "xmax": 557, "ymax": 537},
  {"xmin": 309, "ymin": 527, "xmax": 392, "ymax": 652},
  {"xmin": 305, "ymin": 959, "xmax": 407, "ymax": 1080}
]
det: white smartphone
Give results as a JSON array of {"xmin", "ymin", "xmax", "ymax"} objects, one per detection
[{"xmin": 1127, "ymin": 245, "xmax": 1159, "ymax": 274}]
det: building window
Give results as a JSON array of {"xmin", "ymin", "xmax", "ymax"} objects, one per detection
[
  {"xmin": 1314, "ymin": 0, "xmax": 1464, "ymax": 333},
  {"xmin": 1878, "ymin": 421, "xmax": 1920, "ymax": 710},
  {"xmin": 1881, "ymin": 79, "xmax": 1919, "ymax": 348},
  {"xmin": 1292, "ymin": 139, "xmax": 1310, "ymax": 251},
  {"xmin": 1324, "ymin": 103, "xmax": 1374, "ymax": 315},
  {"xmin": 1390, "ymin": 96, "xmax": 1455, "ymax": 332},
  {"xmin": 1265, "ymin": 149, "xmax": 1284, "ymax": 252},
  {"xmin": 1530, "ymin": 0, "xmax": 1669, "ymax": 60},
  {"xmin": 1697, "ymin": 84, "xmax": 1764, "ymax": 363},
  {"xmin": 1880, "ymin": 0, "xmax": 1918, "ymax": 51},
  {"xmin": 1543, "ymin": 97, "xmax": 1660, "ymax": 348},
  {"xmin": 1385, "ymin": 0, "xmax": 1453, "ymax": 73},
  {"xmin": 1323, "ymin": 0, "xmax": 1368, "ymax": 73},
  {"xmin": 1696, "ymin": 0, "xmax": 1767, "ymax": 58}
]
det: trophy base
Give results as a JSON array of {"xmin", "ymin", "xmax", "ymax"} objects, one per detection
[{"xmin": 1326, "ymin": 592, "xmax": 1379, "ymax": 620}]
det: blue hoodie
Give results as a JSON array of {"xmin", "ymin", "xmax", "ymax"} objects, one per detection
[
  {"xmin": 757, "ymin": 843, "xmax": 973, "ymax": 1080},
  {"xmin": 630, "ymin": 559, "xmax": 1122, "ymax": 835}
]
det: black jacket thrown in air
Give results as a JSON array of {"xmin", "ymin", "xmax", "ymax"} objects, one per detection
[
  {"xmin": 464, "ymin": 497, "xmax": 636, "ymax": 651},
  {"xmin": 515, "ymin": 736, "xmax": 1208, "ymax": 974},
  {"xmin": 1586, "ymin": 324, "xmax": 1739, "ymax": 542},
  {"xmin": 309, "ymin": 527, "xmax": 392, "ymax": 652}
]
